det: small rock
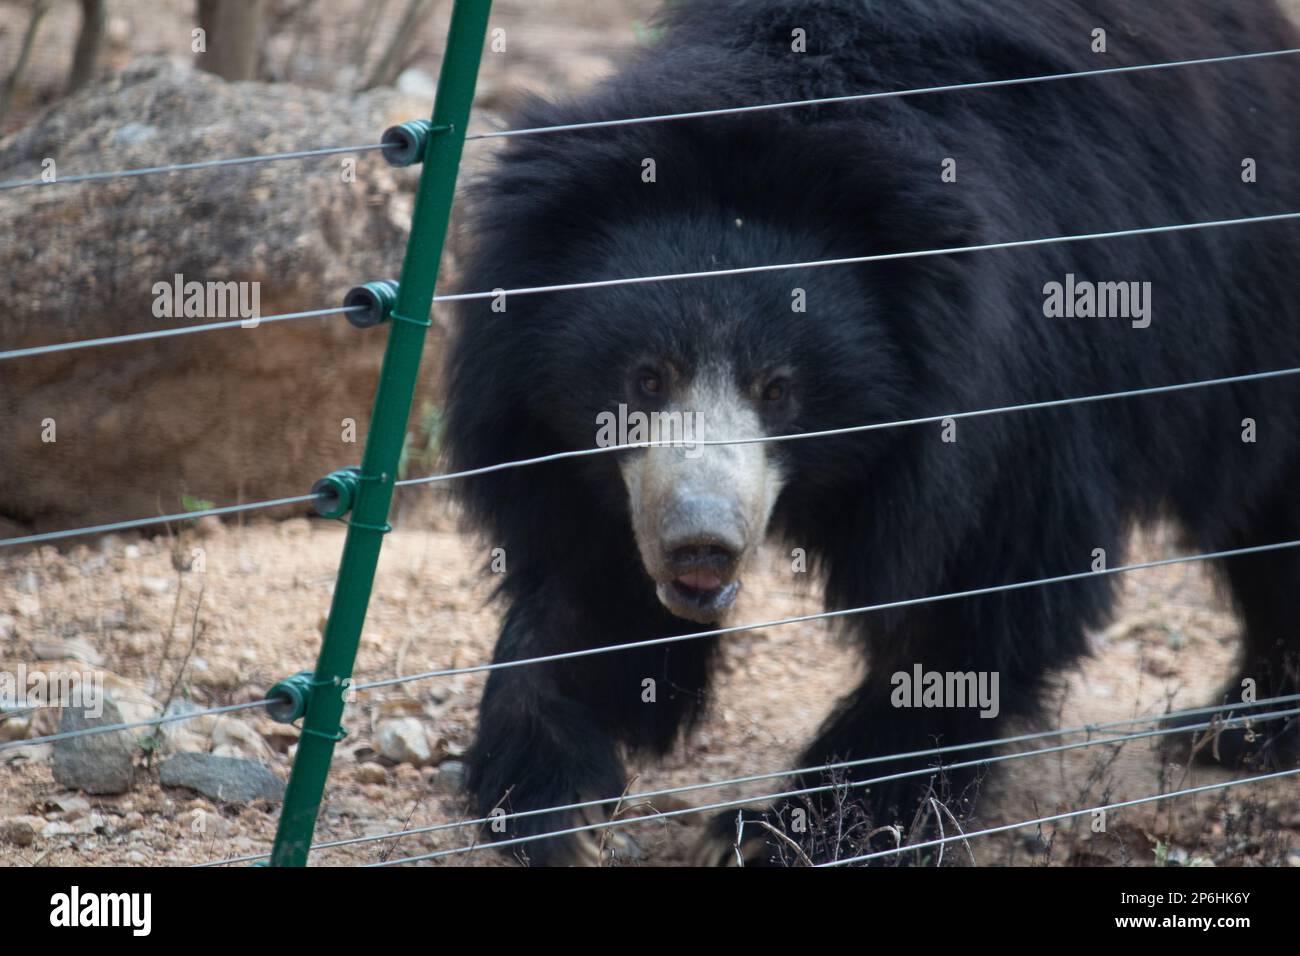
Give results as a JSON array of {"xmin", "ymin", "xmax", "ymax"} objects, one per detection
[
  {"xmin": 131, "ymin": 828, "xmax": 162, "ymax": 845},
  {"xmin": 41, "ymin": 820, "xmax": 80, "ymax": 838},
  {"xmin": 31, "ymin": 637, "xmax": 105, "ymax": 666},
  {"xmin": 52, "ymin": 698, "xmax": 136, "ymax": 795},
  {"xmin": 0, "ymin": 710, "xmax": 32, "ymax": 742},
  {"xmin": 46, "ymin": 794, "xmax": 91, "ymax": 817},
  {"xmin": 259, "ymin": 723, "xmax": 299, "ymax": 755},
  {"xmin": 277, "ymin": 517, "xmax": 311, "ymax": 537},
  {"xmin": 159, "ymin": 699, "xmax": 212, "ymax": 754},
  {"xmin": 161, "ymin": 727, "xmax": 210, "ymax": 755},
  {"xmin": 375, "ymin": 717, "xmax": 433, "ymax": 766},
  {"xmin": 355, "ymin": 763, "xmax": 389, "ymax": 785},
  {"xmin": 191, "ymin": 660, "xmax": 241, "ymax": 690},
  {"xmin": 1, "ymin": 742, "xmax": 51, "ymax": 762},
  {"xmin": 211, "ymin": 716, "xmax": 273, "ymax": 762},
  {"xmin": 396, "ymin": 67, "xmax": 437, "ymax": 100},
  {"xmin": 375, "ymin": 697, "xmax": 426, "ymax": 718},
  {"xmin": 2, "ymin": 817, "xmax": 42, "ymax": 846},
  {"xmin": 105, "ymin": 15, "xmax": 129, "ymax": 44},
  {"xmin": 99, "ymin": 673, "xmax": 160, "ymax": 725},
  {"xmin": 431, "ymin": 760, "xmax": 467, "ymax": 793},
  {"xmin": 122, "ymin": 633, "xmax": 153, "ymax": 656},
  {"xmin": 159, "ymin": 753, "xmax": 285, "ymax": 803},
  {"xmin": 186, "ymin": 808, "xmax": 235, "ymax": 839}
]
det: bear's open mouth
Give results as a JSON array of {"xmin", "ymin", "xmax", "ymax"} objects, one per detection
[
  {"xmin": 660, "ymin": 577, "xmax": 740, "ymax": 622},
  {"xmin": 675, "ymin": 568, "xmax": 723, "ymax": 592}
]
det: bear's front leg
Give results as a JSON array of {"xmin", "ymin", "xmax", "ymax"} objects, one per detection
[
  {"xmin": 464, "ymin": 582, "xmax": 715, "ymax": 866},
  {"xmin": 694, "ymin": 585, "xmax": 1095, "ymax": 866},
  {"xmin": 466, "ymin": 660, "xmax": 641, "ymax": 866},
  {"xmin": 691, "ymin": 686, "xmax": 994, "ymax": 867}
]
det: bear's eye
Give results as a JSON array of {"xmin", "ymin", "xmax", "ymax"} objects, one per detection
[
  {"xmin": 638, "ymin": 371, "xmax": 664, "ymax": 397},
  {"xmin": 762, "ymin": 378, "xmax": 788, "ymax": 403}
]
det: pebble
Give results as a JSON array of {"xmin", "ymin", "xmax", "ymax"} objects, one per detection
[
  {"xmin": 374, "ymin": 717, "xmax": 433, "ymax": 766},
  {"xmin": 355, "ymin": 763, "xmax": 389, "ymax": 785},
  {"xmin": 211, "ymin": 716, "xmax": 273, "ymax": 761},
  {"xmin": 430, "ymin": 760, "xmax": 467, "ymax": 794},
  {"xmin": 2, "ymin": 817, "xmax": 42, "ymax": 846},
  {"xmin": 52, "ymin": 698, "xmax": 136, "ymax": 795}
]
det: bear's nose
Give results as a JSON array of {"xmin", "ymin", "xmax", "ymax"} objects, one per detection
[{"xmin": 659, "ymin": 492, "xmax": 747, "ymax": 560}]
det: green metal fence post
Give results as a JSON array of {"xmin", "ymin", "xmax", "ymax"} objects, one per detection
[{"xmin": 269, "ymin": 0, "xmax": 493, "ymax": 866}]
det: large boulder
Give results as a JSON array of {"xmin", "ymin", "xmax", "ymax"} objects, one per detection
[{"xmin": 0, "ymin": 57, "xmax": 452, "ymax": 534}]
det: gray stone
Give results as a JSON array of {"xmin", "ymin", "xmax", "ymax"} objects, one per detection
[
  {"xmin": 52, "ymin": 697, "xmax": 136, "ymax": 795},
  {"xmin": 432, "ymin": 759, "xmax": 467, "ymax": 793},
  {"xmin": 159, "ymin": 752, "xmax": 284, "ymax": 803}
]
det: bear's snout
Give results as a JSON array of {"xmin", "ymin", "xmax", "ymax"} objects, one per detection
[
  {"xmin": 661, "ymin": 493, "xmax": 747, "ymax": 569},
  {"xmin": 651, "ymin": 493, "xmax": 749, "ymax": 623}
]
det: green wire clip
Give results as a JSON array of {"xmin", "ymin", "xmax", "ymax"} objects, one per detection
[
  {"xmin": 380, "ymin": 119, "xmax": 452, "ymax": 167},
  {"xmin": 342, "ymin": 279, "xmax": 400, "ymax": 329}
]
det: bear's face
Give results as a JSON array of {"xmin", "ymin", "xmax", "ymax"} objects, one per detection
[
  {"xmin": 500, "ymin": 212, "xmax": 910, "ymax": 623},
  {"xmin": 617, "ymin": 361, "xmax": 790, "ymax": 623},
  {"xmin": 523, "ymin": 219, "xmax": 832, "ymax": 624}
]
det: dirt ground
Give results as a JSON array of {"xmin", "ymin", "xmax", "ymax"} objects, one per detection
[{"xmin": 1, "ymin": 503, "xmax": 1297, "ymax": 868}]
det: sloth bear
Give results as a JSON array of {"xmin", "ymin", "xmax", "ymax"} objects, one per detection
[{"xmin": 443, "ymin": 0, "xmax": 1300, "ymax": 865}]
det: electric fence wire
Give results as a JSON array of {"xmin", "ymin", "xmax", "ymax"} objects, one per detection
[
  {"xmin": 0, "ymin": 305, "xmax": 364, "ymax": 362},
  {"xmin": 5, "ymin": 49, "xmax": 1292, "ymax": 190},
  {"xmin": 0, "ymin": 699, "xmax": 273, "ymax": 754},
  {"xmin": 194, "ymin": 693, "xmax": 1300, "ymax": 866},
  {"xmin": 3, "ymin": 35, "xmax": 1298, "ymax": 870},
  {"xmin": 821, "ymin": 767, "xmax": 1300, "ymax": 867},
  {"xmin": 366, "ymin": 708, "xmax": 1300, "ymax": 867},
  {"xmin": 464, "ymin": 47, "xmax": 1300, "ymax": 140},
  {"xmin": 353, "ymin": 538, "xmax": 1300, "ymax": 686},
  {"xmin": 7, "ymin": 367, "xmax": 1297, "ymax": 551},
  {"xmin": 0, "ymin": 143, "xmax": 395, "ymax": 192},
  {"xmin": 428, "ymin": 211, "xmax": 1300, "ymax": 304}
]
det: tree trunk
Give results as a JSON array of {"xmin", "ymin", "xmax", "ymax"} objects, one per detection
[
  {"xmin": 0, "ymin": 0, "xmax": 54, "ymax": 131},
  {"xmin": 68, "ymin": 0, "xmax": 108, "ymax": 93},
  {"xmin": 196, "ymin": 0, "xmax": 269, "ymax": 81}
]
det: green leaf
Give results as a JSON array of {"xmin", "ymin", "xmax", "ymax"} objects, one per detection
[{"xmin": 181, "ymin": 495, "xmax": 215, "ymax": 513}]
